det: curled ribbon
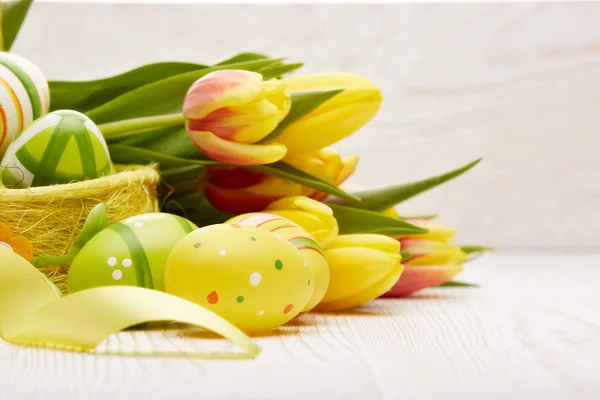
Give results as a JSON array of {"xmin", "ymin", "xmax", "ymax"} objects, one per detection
[{"xmin": 0, "ymin": 246, "xmax": 262, "ymax": 357}]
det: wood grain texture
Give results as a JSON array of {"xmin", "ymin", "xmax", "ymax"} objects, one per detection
[
  {"xmin": 1, "ymin": 251, "xmax": 599, "ymax": 399},
  {"xmin": 11, "ymin": 2, "xmax": 600, "ymax": 248}
]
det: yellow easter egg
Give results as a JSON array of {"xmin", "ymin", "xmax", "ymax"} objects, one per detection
[
  {"xmin": 165, "ymin": 224, "xmax": 314, "ymax": 333},
  {"xmin": 227, "ymin": 213, "xmax": 330, "ymax": 314}
]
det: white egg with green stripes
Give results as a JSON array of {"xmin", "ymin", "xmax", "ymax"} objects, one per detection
[
  {"xmin": 0, "ymin": 52, "xmax": 50, "ymax": 158},
  {"xmin": 0, "ymin": 110, "xmax": 114, "ymax": 188}
]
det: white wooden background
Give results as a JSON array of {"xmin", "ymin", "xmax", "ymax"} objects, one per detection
[{"xmin": 12, "ymin": 1, "xmax": 600, "ymax": 249}]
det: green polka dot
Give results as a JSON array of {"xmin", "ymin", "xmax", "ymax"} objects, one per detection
[
  {"xmin": 308, "ymin": 280, "xmax": 311, "ymax": 286},
  {"xmin": 194, "ymin": 242, "xmax": 201, "ymax": 248},
  {"xmin": 236, "ymin": 296, "xmax": 244, "ymax": 303},
  {"xmin": 250, "ymin": 237, "xmax": 256, "ymax": 242},
  {"xmin": 274, "ymin": 259, "xmax": 283, "ymax": 270}
]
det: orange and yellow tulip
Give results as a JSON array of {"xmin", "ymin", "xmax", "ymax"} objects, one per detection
[
  {"xmin": 203, "ymin": 148, "xmax": 358, "ymax": 214},
  {"xmin": 183, "ymin": 70, "xmax": 291, "ymax": 165},
  {"xmin": 382, "ymin": 219, "xmax": 466, "ymax": 298}
]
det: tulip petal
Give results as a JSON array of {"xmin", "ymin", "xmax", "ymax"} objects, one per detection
[
  {"xmin": 382, "ymin": 264, "xmax": 463, "ymax": 298},
  {"xmin": 315, "ymin": 262, "xmax": 403, "ymax": 312},
  {"xmin": 337, "ymin": 155, "xmax": 360, "ymax": 185},
  {"xmin": 266, "ymin": 196, "xmax": 339, "ymax": 245},
  {"xmin": 187, "ymin": 129, "xmax": 287, "ymax": 165},
  {"xmin": 276, "ymin": 101, "xmax": 381, "ymax": 154},
  {"xmin": 321, "ymin": 247, "xmax": 396, "ymax": 304},
  {"xmin": 284, "ymin": 72, "xmax": 380, "ymax": 95},
  {"xmin": 326, "ymin": 234, "xmax": 401, "ymax": 256},
  {"xmin": 183, "ymin": 70, "xmax": 264, "ymax": 119},
  {"xmin": 205, "ymin": 176, "xmax": 303, "ymax": 214},
  {"xmin": 225, "ymin": 98, "xmax": 284, "ymax": 143},
  {"xmin": 400, "ymin": 239, "xmax": 466, "ymax": 266},
  {"xmin": 404, "ymin": 219, "xmax": 458, "ymax": 242},
  {"xmin": 268, "ymin": 196, "xmax": 333, "ymax": 216}
]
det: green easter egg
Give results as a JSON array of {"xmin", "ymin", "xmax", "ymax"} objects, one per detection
[
  {"xmin": 67, "ymin": 213, "xmax": 198, "ymax": 293},
  {"xmin": 0, "ymin": 110, "xmax": 114, "ymax": 188}
]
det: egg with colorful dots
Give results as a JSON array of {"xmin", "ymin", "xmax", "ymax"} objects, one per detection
[
  {"xmin": 0, "ymin": 110, "xmax": 114, "ymax": 188},
  {"xmin": 0, "ymin": 52, "xmax": 50, "ymax": 157},
  {"xmin": 165, "ymin": 224, "xmax": 315, "ymax": 333},
  {"xmin": 227, "ymin": 213, "xmax": 330, "ymax": 314},
  {"xmin": 67, "ymin": 213, "xmax": 198, "ymax": 293}
]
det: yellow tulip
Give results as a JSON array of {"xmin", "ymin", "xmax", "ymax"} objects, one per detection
[
  {"xmin": 203, "ymin": 148, "xmax": 358, "ymax": 214},
  {"xmin": 265, "ymin": 196, "xmax": 338, "ymax": 246},
  {"xmin": 382, "ymin": 219, "xmax": 466, "ymax": 298},
  {"xmin": 271, "ymin": 73, "xmax": 382, "ymax": 155},
  {"xmin": 315, "ymin": 234, "xmax": 403, "ymax": 312},
  {"xmin": 183, "ymin": 70, "xmax": 291, "ymax": 165},
  {"xmin": 285, "ymin": 147, "xmax": 359, "ymax": 201}
]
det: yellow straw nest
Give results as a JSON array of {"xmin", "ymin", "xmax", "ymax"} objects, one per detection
[{"xmin": 0, "ymin": 165, "xmax": 160, "ymax": 293}]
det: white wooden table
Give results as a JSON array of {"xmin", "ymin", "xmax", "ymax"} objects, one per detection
[{"xmin": 1, "ymin": 251, "xmax": 599, "ymax": 399}]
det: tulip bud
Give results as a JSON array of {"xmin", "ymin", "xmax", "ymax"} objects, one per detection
[
  {"xmin": 382, "ymin": 219, "xmax": 466, "ymax": 298},
  {"xmin": 184, "ymin": 70, "xmax": 291, "ymax": 165},
  {"xmin": 315, "ymin": 234, "xmax": 403, "ymax": 312},
  {"xmin": 272, "ymin": 73, "xmax": 382, "ymax": 155},
  {"xmin": 203, "ymin": 148, "xmax": 358, "ymax": 214},
  {"xmin": 265, "ymin": 196, "xmax": 339, "ymax": 246},
  {"xmin": 285, "ymin": 147, "xmax": 359, "ymax": 201}
]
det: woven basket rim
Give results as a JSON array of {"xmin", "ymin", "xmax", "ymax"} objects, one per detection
[{"xmin": 0, "ymin": 164, "xmax": 160, "ymax": 202}]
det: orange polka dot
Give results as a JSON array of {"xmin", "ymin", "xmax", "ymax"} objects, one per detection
[
  {"xmin": 284, "ymin": 304, "xmax": 294, "ymax": 314},
  {"xmin": 207, "ymin": 291, "xmax": 219, "ymax": 304}
]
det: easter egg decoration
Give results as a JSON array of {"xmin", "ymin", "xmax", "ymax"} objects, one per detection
[
  {"xmin": 67, "ymin": 213, "xmax": 198, "ymax": 293},
  {"xmin": 227, "ymin": 213, "xmax": 330, "ymax": 314},
  {"xmin": 0, "ymin": 52, "xmax": 50, "ymax": 157},
  {"xmin": 165, "ymin": 224, "xmax": 315, "ymax": 333},
  {"xmin": 0, "ymin": 110, "xmax": 114, "ymax": 188}
]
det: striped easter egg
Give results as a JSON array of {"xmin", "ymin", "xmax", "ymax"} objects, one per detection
[
  {"xmin": 0, "ymin": 52, "xmax": 50, "ymax": 157},
  {"xmin": 67, "ymin": 213, "xmax": 198, "ymax": 294},
  {"xmin": 0, "ymin": 110, "xmax": 114, "ymax": 188},
  {"xmin": 227, "ymin": 213, "xmax": 330, "ymax": 313}
]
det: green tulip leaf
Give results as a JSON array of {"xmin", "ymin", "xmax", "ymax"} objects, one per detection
[
  {"xmin": 160, "ymin": 164, "xmax": 205, "ymax": 185},
  {"xmin": 258, "ymin": 62, "xmax": 304, "ymax": 79},
  {"xmin": 49, "ymin": 62, "xmax": 207, "ymax": 112},
  {"xmin": 139, "ymin": 128, "xmax": 209, "ymax": 160},
  {"xmin": 108, "ymin": 144, "xmax": 220, "ymax": 169},
  {"xmin": 328, "ymin": 204, "xmax": 428, "ymax": 236},
  {"xmin": 251, "ymin": 161, "xmax": 359, "ymax": 202},
  {"xmin": 164, "ymin": 191, "xmax": 235, "ymax": 226},
  {"xmin": 400, "ymin": 214, "xmax": 438, "ymax": 220},
  {"xmin": 259, "ymin": 89, "xmax": 344, "ymax": 143},
  {"xmin": 461, "ymin": 245, "xmax": 493, "ymax": 254},
  {"xmin": 330, "ymin": 158, "xmax": 482, "ymax": 212},
  {"xmin": 438, "ymin": 281, "xmax": 479, "ymax": 288},
  {"xmin": 215, "ymin": 52, "xmax": 270, "ymax": 65},
  {"xmin": 1, "ymin": 0, "xmax": 33, "ymax": 51},
  {"xmin": 114, "ymin": 124, "xmax": 182, "ymax": 146},
  {"xmin": 86, "ymin": 58, "xmax": 285, "ymax": 124}
]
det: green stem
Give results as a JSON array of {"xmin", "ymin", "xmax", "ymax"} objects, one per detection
[
  {"xmin": 98, "ymin": 113, "xmax": 186, "ymax": 140},
  {"xmin": 31, "ymin": 254, "xmax": 73, "ymax": 268}
]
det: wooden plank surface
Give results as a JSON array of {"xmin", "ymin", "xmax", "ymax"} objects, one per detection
[
  {"xmin": 1, "ymin": 251, "xmax": 599, "ymax": 399},
  {"xmin": 13, "ymin": 1, "xmax": 600, "ymax": 249}
]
